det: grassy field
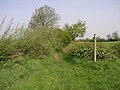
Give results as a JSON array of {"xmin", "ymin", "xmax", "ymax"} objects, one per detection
[{"xmin": 0, "ymin": 56, "xmax": 120, "ymax": 90}]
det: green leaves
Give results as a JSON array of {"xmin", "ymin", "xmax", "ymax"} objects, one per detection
[
  {"xmin": 63, "ymin": 41, "xmax": 120, "ymax": 61},
  {"xmin": 63, "ymin": 42, "xmax": 93, "ymax": 60},
  {"xmin": 63, "ymin": 20, "xmax": 86, "ymax": 41}
]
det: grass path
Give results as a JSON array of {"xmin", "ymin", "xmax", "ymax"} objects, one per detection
[
  {"xmin": 0, "ymin": 57, "xmax": 120, "ymax": 90},
  {"xmin": 53, "ymin": 53, "xmax": 62, "ymax": 64}
]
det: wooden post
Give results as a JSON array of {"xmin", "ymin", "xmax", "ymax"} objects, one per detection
[{"xmin": 93, "ymin": 34, "xmax": 96, "ymax": 62}]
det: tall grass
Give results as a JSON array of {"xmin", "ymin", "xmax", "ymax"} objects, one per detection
[{"xmin": 0, "ymin": 57, "xmax": 120, "ymax": 90}]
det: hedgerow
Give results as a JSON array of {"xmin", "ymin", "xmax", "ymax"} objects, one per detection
[
  {"xmin": 63, "ymin": 41, "xmax": 120, "ymax": 60},
  {"xmin": 0, "ymin": 19, "xmax": 69, "ymax": 60},
  {"xmin": 0, "ymin": 18, "xmax": 120, "ymax": 61}
]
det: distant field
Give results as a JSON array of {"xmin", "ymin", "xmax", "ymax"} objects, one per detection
[{"xmin": 0, "ymin": 57, "xmax": 120, "ymax": 90}]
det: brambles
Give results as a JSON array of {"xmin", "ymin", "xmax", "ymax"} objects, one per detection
[
  {"xmin": 63, "ymin": 41, "xmax": 120, "ymax": 60},
  {"xmin": 62, "ymin": 42, "xmax": 93, "ymax": 60},
  {"xmin": 96, "ymin": 42, "xmax": 118, "ymax": 60}
]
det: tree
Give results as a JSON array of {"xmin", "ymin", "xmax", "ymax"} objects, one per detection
[
  {"xmin": 106, "ymin": 34, "xmax": 112, "ymax": 40},
  {"xmin": 96, "ymin": 36, "xmax": 101, "ymax": 40},
  {"xmin": 28, "ymin": 5, "xmax": 60, "ymax": 30},
  {"xmin": 63, "ymin": 20, "xmax": 86, "ymax": 41},
  {"xmin": 112, "ymin": 31, "xmax": 119, "ymax": 41}
]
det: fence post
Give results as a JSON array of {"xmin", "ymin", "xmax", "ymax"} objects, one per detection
[{"xmin": 93, "ymin": 34, "xmax": 96, "ymax": 62}]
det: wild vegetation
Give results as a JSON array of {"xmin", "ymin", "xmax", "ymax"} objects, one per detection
[
  {"xmin": 0, "ymin": 5, "xmax": 120, "ymax": 90},
  {"xmin": 1, "ymin": 57, "xmax": 120, "ymax": 90},
  {"xmin": 63, "ymin": 41, "xmax": 120, "ymax": 61}
]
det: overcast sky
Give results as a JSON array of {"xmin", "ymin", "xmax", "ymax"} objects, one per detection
[{"xmin": 0, "ymin": 0, "xmax": 120, "ymax": 38}]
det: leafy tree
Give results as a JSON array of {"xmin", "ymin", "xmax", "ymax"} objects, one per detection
[
  {"xmin": 96, "ymin": 36, "xmax": 106, "ymax": 42},
  {"xmin": 106, "ymin": 34, "xmax": 112, "ymax": 40},
  {"xmin": 112, "ymin": 31, "xmax": 119, "ymax": 41},
  {"xmin": 63, "ymin": 20, "xmax": 86, "ymax": 41},
  {"xmin": 96, "ymin": 36, "xmax": 101, "ymax": 41},
  {"xmin": 28, "ymin": 5, "xmax": 60, "ymax": 30},
  {"xmin": 53, "ymin": 28, "xmax": 72, "ymax": 47}
]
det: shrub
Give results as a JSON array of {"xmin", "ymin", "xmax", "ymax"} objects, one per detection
[
  {"xmin": 96, "ymin": 42, "xmax": 118, "ymax": 60},
  {"xmin": 62, "ymin": 41, "xmax": 93, "ymax": 60},
  {"xmin": 63, "ymin": 41, "xmax": 120, "ymax": 60},
  {"xmin": 0, "ymin": 18, "xmax": 26, "ymax": 60},
  {"xmin": 111, "ymin": 42, "xmax": 120, "ymax": 58},
  {"xmin": 0, "ymin": 18, "xmax": 67, "ymax": 61},
  {"xmin": 0, "ymin": 19, "xmax": 48, "ymax": 60}
]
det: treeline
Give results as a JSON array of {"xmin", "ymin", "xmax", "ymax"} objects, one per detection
[
  {"xmin": 85, "ymin": 31, "xmax": 120, "ymax": 42},
  {"xmin": 106, "ymin": 31, "xmax": 120, "ymax": 41}
]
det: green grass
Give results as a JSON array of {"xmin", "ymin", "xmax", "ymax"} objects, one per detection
[{"xmin": 0, "ymin": 57, "xmax": 120, "ymax": 90}]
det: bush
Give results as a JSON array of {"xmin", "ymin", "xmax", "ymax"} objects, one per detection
[
  {"xmin": 0, "ymin": 18, "xmax": 50, "ymax": 60},
  {"xmin": 0, "ymin": 23, "xmax": 66, "ymax": 60},
  {"xmin": 96, "ymin": 42, "xmax": 118, "ymax": 59},
  {"xmin": 63, "ymin": 41, "xmax": 120, "ymax": 60},
  {"xmin": 63, "ymin": 41, "xmax": 93, "ymax": 60},
  {"xmin": 0, "ymin": 19, "xmax": 26, "ymax": 60}
]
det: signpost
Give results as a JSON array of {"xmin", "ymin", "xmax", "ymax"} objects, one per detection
[{"xmin": 93, "ymin": 34, "xmax": 96, "ymax": 62}]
